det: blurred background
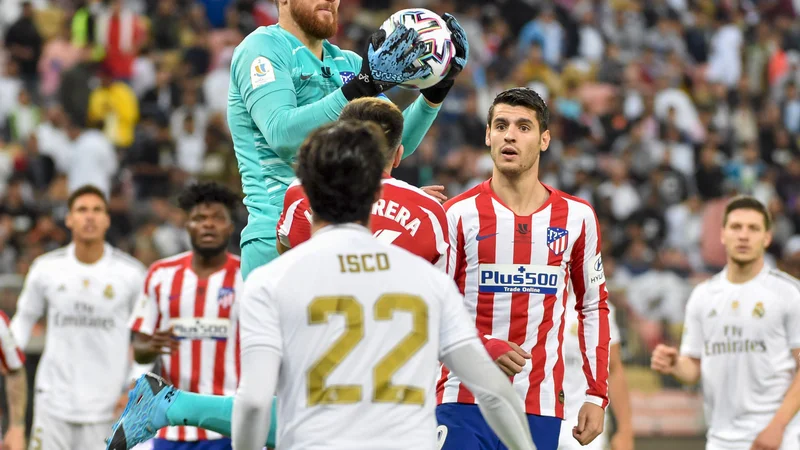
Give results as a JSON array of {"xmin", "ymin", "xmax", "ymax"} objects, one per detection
[{"xmin": 0, "ymin": 0, "xmax": 799, "ymax": 448}]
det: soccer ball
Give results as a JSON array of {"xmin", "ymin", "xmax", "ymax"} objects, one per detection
[{"xmin": 379, "ymin": 9, "xmax": 455, "ymax": 90}]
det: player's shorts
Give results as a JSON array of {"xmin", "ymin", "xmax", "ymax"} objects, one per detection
[
  {"xmin": 28, "ymin": 410, "xmax": 112, "ymax": 450},
  {"xmin": 241, "ymin": 237, "xmax": 280, "ymax": 279},
  {"xmin": 557, "ymin": 416, "xmax": 608, "ymax": 450},
  {"xmin": 152, "ymin": 438, "xmax": 232, "ymax": 450},
  {"xmin": 436, "ymin": 403, "xmax": 562, "ymax": 450}
]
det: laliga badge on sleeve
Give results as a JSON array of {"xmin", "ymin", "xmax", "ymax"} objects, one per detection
[{"xmin": 251, "ymin": 56, "xmax": 276, "ymax": 89}]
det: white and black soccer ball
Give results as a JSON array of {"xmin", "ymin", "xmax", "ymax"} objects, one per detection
[{"xmin": 379, "ymin": 8, "xmax": 455, "ymax": 90}]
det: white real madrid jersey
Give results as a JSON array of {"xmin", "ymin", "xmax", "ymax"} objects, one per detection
[
  {"xmin": 12, "ymin": 244, "xmax": 146, "ymax": 423},
  {"xmin": 240, "ymin": 224, "xmax": 478, "ymax": 450},
  {"xmin": 680, "ymin": 265, "xmax": 800, "ymax": 449}
]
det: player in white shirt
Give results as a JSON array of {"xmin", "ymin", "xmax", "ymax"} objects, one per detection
[
  {"xmin": 9, "ymin": 185, "xmax": 149, "ymax": 450},
  {"xmin": 558, "ymin": 291, "xmax": 633, "ymax": 450},
  {"xmin": 651, "ymin": 196, "xmax": 800, "ymax": 450},
  {"xmin": 231, "ymin": 120, "xmax": 536, "ymax": 450},
  {"xmin": 0, "ymin": 310, "xmax": 27, "ymax": 450}
]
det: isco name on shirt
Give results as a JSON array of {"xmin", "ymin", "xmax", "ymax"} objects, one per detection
[{"xmin": 479, "ymin": 264, "xmax": 561, "ymax": 294}]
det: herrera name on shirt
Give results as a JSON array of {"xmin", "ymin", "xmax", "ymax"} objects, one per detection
[{"xmin": 372, "ymin": 198, "xmax": 421, "ymax": 236}]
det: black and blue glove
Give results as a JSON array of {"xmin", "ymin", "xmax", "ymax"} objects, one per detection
[
  {"xmin": 342, "ymin": 23, "xmax": 432, "ymax": 101},
  {"xmin": 420, "ymin": 13, "xmax": 469, "ymax": 104}
]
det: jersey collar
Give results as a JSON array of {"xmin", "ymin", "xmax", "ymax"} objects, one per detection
[
  {"xmin": 67, "ymin": 242, "xmax": 113, "ymax": 267},
  {"xmin": 315, "ymin": 223, "xmax": 370, "ymax": 236}
]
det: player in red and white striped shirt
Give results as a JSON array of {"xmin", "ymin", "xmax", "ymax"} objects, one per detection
[
  {"xmin": 0, "ymin": 310, "xmax": 26, "ymax": 450},
  {"xmin": 436, "ymin": 88, "xmax": 611, "ymax": 450},
  {"xmin": 124, "ymin": 182, "xmax": 243, "ymax": 450},
  {"xmin": 276, "ymin": 97, "xmax": 449, "ymax": 270}
]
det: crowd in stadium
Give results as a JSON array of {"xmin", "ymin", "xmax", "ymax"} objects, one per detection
[{"xmin": 0, "ymin": 0, "xmax": 799, "ymax": 446}]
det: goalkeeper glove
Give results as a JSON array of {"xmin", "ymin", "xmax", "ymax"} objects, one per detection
[
  {"xmin": 341, "ymin": 23, "xmax": 432, "ymax": 101},
  {"xmin": 420, "ymin": 13, "xmax": 469, "ymax": 105}
]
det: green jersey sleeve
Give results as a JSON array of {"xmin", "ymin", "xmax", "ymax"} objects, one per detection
[{"xmin": 231, "ymin": 31, "xmax": 349, "ymax": 160}]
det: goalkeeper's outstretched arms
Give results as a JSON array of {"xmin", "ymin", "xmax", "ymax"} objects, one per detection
[{"xmin": 231, "ymin": 23, "xmax": 429, "ymax": 160}]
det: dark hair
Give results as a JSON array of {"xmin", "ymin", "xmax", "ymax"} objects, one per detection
[
  {"xmin": 339, "ymin": 98, "xmax": 404, "ymax": 160},
  {"xmin": 487, "ymin": 87, "xmax": 549, "ymax": 132},
  {"xmin": 296, "ymin": 121, "xmax": 386, "ymax": 225},
  {"xmin": 723, "ymin": 195, "xmax": 772, "ymax": 230},
  {"xmin": 177, "ymin": 181, "xmax": 240, "ymax": 214},
  {"xmin": 67, "ymin": 185, "xmax": 108, "ymax": 210}
]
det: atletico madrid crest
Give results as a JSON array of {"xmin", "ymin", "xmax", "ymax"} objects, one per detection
[
  {"xmin": 546, "ymin": 227, "xmax": 569, "ymax": 256},
  {"xmin": 217, "ymin": 287, "xmax": 235, "ymax": 309}
]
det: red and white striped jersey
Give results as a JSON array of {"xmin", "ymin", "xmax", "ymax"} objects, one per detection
[
  {"xmin": 277, "ymin": 174, "xmax": 449, "ymax": 270},
  {"xmin": 437, "ymin": 180, "xmax": 610, "ymax": 419},
  {"xmin": 0, "ymin": 311, "xmax": 24, "ymax": 374},
  {"xmin": 129, "ymin": 252, "xmax": 242, "ymax": 442}
]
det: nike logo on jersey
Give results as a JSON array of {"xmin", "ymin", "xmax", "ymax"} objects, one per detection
[
  {"xmin": 300, "ymin": 73, "xmax": 313, "ymax": 80},
  {"xmin": 476, "ymin": 233, "xmax": 498, "ymax": 241}
]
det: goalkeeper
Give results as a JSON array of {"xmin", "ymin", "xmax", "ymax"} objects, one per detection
[
  {"xmin": 228, "ymin": 0, "xmax": 469, "ymax": 280},
  {"xmin": 106, "ymin": 2, "xmax": 468, "ymax": 450}
]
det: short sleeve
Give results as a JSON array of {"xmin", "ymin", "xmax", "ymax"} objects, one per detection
[
  {"xmin": 609, "ymin": 303, "xmax": 621, "ymax": 346},
  {"xmin": 129, "ymin": 267, "xmax": 161, "ymax": 335},
  {"xmin": 239, "ymin": 270, "xmax": 283, "ymax": 357},
  {"xmin": 0, "ymin": 312, "xmax": 24, "ymax": 373},
  {"xmin": 276, "ymin": 184, "xmax": 313, "ymax": 249},
  {"xmin": 438, "ymin": 275, "xmax": 480, "ymax": 358},
  {"xmin": 679, "ymin": 284, "xmax": 706, "ymax": 358},
  {"xmin": 784, "ymin": 282, "xmax": 800, "ymax": 350}
]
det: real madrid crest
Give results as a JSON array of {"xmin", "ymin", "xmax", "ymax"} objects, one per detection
[
  {"xmin": 104, "ymin": 284, "xmax": 115, "ymax": 300},
  {"xmin": 752, "ymin": 302, "xmax": 765, "ymax": 318}
]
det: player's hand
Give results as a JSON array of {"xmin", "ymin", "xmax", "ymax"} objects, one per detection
[
  {"xmin": 494, "ymin": 341, "xmax": 531, "ymax": 377},
  {"xmin": 3, "ymin": 424, "xmax": 25, "ymax": 450},
  {"xmin": 650, "ymin": 344, "xmax": 678, "ymax": 375},
  {"xmin": 610, "ymin": 429, "xmax": 634, "ymax": 450},
  {"xmin": 149, "ymin": 326, "xmax": 180, "ymax": 354},
  {"xmin": 421, "ymin": 185, "xmax": 447, "ymax": 203},
  {"xmin": 420, "ymin": 13, "xmax": 469, "ymax": 104},
  {"xmin": 750, "ymin": 421, "xmax": 784, "ymax": 450},
  {"xmin": 341, "ymin": 24, "xmax": 431, "ymax": 100},
  {"xmin": 573, "ymin": 402, "xmax": 605, "ymax": 445}
]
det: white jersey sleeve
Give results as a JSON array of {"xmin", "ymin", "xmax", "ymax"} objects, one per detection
[
  {"xmin": 609, "ymin": 303, "xmax": 621, "ymax": 346},
  {"xmin": 10, "ymin": 258, "xmax": 47, "ymax": 349},
  {"xmin": 239, "ymin": 276, "xmax": 282, "ymax": 357},
  {"xmin": 438, "ymin": 279, "xmax": 481, "ymax": 357},
  {"xmin": 784, "ymin": 281, "xmax": 800, "ymax": 350},
  {"xmin": 679, "ymin": 283, "xmax": 705, "ymax": 358}
]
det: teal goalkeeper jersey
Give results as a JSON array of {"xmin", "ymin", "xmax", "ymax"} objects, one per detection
[{"xmin": 228, "ymin": 25, "xmax": 440, "ymax": 244}]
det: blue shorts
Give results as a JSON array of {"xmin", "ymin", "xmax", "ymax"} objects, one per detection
[
  {"xmin": 152, "ymin": 438, "xmax": 231, "ymax": 450},
  {"xmin": 436, "ymin": 403, "xmax": 561, "ymax": 450}
]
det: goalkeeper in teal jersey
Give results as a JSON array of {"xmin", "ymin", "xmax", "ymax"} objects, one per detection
[
  {"xmin": 228, "ymin": 0, "xmax": 467, "ymax": 279},
  {"xmin": 106, "ymin": 1, "xmax": 469, "ymax": 449}
]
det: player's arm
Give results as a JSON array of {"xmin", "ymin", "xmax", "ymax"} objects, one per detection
[
  {"xmin": 232, "ymin": 274, "xmax": 282, "ymax": 450},
  {"xmin": 9, "ymin": 259, "xmax": 47, "ymax": 350},
  {"xmin": 238, "ymin": 26, "xmax": 428, "ymax": 160},
  {"xmin": 0, "ymin": 312, "xmax": 27, "ymax": 450},
  {"xmin": 570, "ymin": 209, "xmax": 611, "ymax": 407},
  {"xmin": 438, "ymin": 282, "xmax": 535, "ymax": 450},
  {"xmin": 129, "ymin": 267, "xmax": 178, "ymax": 364},
  {"xmin": 606, "ymin": 306, "xmax": 634, "ymax": 450},
  {"xmin": 651, "ymin": 285, "xmax": 703, "ymax": 385}
]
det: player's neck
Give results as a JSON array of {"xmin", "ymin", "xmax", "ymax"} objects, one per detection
[
  {"xmin": 490, "ymin": 170, "xmax": 548, "ymax": 216},
  {"xmin": 279, "ymin": 17, "xmax": 324, "ymax": 59},
  {"xmin": 191, "ymin": 251, "xmax": 229, "ymax": 279},
  {"xmin": 726, "ymin": 257, "xmax": 765, "ymax": 284},
  {"xmin": 73, "ymin": 240, "xmax": 105, "ymax": 265}
]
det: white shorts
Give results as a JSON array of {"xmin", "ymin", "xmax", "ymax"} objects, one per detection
[
  {"xmin": 557, "ymin": 417, "xmax": 609, "ymax": 450},
  {"xmin": 28, "ymin": 410, "xmax": 113, "ymax": 450}
]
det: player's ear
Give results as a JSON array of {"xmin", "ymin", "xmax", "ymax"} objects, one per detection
[
  {"xmin": 764, "ymin": 230, "xmax": 773, "ymax": 249},
  {"xmin": 540, "ymin": 129, "xmax": 551, "ymax": 152},
  {"xmin": 485, "ymin": 125, "xmax": 490, "ymax": 147},
  {"xmin": 393, "ymin": 145, "xmax": 403, "ymax": 168}
]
